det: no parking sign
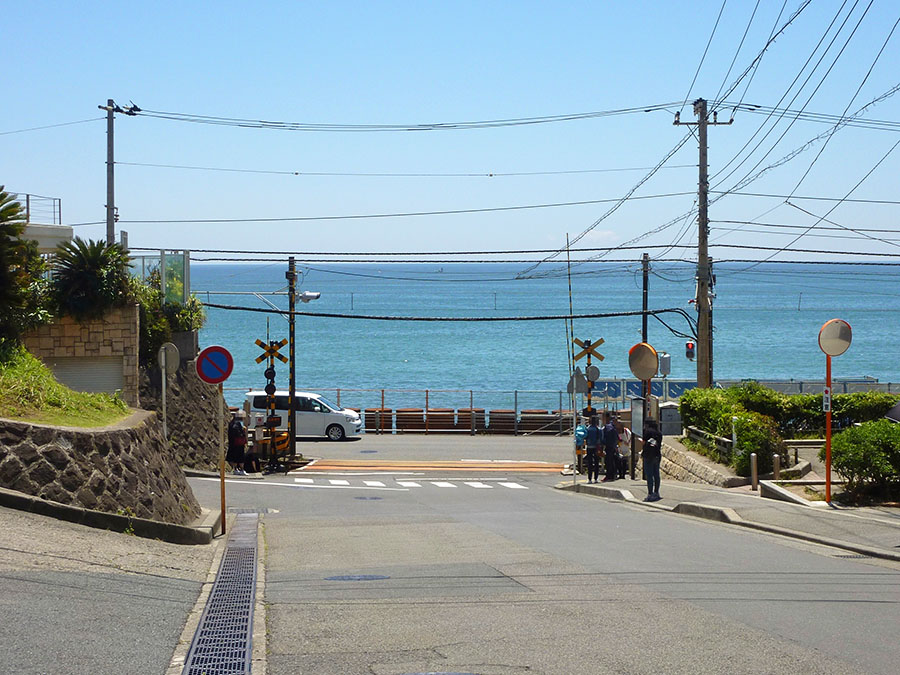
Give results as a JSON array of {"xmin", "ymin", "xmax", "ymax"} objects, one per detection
[{"xmin": 196, "ymin": 345, "xmax": 234, "ymax": 384}]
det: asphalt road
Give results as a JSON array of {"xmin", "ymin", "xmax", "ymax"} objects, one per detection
[{"xmin": 188, "ymin": 435, "xmax": 900, "ymax": 675}]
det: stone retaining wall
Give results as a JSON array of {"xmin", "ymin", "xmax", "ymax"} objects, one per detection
[
  {"xmin": 635, "ymin": 438, "xmax": 747, "ymax": 488},
  {"xmin": 0, "ymin": 411, "xmax": 200, "ymax": 525},
  {"xmin": 140, "ymin": 360, "xmax": 225, "ymax": 471}
]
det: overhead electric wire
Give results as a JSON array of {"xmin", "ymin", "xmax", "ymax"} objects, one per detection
[
  {"xmin": 784, "ymin": 200, "xmax": 900, "ymax": 248},
  {"xmin": 713, "ymin": 219, "xmax": 900, "ymax": 233},
  {"xmin": 199, "ymin": 302, "xmax": 699, "ymax": 326},
  {"xmin": 717, "ymin": 0, "xmax": 780, "ymax": 117},
  {"xmin": 680, "ymin": 0, "xmax": 729, "ymax": 113},
  {"xmin": 0, "ymin": 117, "xmax": 103, "ymax": 136},
  {"xmin": 711, "ymin": 0, "xmax": 871, "ymax": 191},
  {"xmin": 129, "ymin": 244, "xmax": 700, "ymax": 257},
  {"xmin": 115, "ymin": 161, "xmax": 695, "ymax": 178},
  {"xmin": 516, "ymin": 131, "xmax": 695, "ymax": 277},
  {"xmin": 712, "ymin": 0, "xmax": 760, "ymax": 106},
  {"xmin": 135, "ymin": 102, "xmax": 680, "ymax": 132},
  {"xmin": 68, "ymin": 191, "xmax": 694, "ymax": 227}
]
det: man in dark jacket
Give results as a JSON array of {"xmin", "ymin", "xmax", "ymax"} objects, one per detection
[
  {"xmin": 601, "ymin": 412, "xmax": 619, "ymax": 482},
  {"xmin": 584, "ymin": 416, "xmax": 602, "ymax": 483},
  {"xmin": 642, "ymin": 418, "xmax": 663, "ymax": 501}
]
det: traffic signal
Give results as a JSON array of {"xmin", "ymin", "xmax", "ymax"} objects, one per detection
[{"xmin": 685, "ymin": 341, "xmax": 695, "ymax": 361}]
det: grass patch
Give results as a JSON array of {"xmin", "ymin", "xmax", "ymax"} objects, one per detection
[{"xmin": 0, "ymin": 342, "xmax": 130, "ymax": 427}]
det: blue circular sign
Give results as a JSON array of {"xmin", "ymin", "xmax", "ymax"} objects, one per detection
[{"xmin": 196, "ymin": 345, "xmax": 234, "ymax": 384}]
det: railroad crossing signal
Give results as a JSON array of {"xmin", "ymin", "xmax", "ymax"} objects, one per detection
[
  {"xmin": 255, "ymin": 338, "xmax": 288, "ymax": 364},
  {"xmin": 573, "ymin": 337, "xmax": 605, "ymax": 362}
]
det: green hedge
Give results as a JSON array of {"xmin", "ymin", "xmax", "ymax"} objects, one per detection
[
  {"xmin": 822, "ymin": 419, "xmax": 900, "ymax": 496},
  {"xmin": 683, "ymin": 381, "xmax": 898, "ymax": 438}
]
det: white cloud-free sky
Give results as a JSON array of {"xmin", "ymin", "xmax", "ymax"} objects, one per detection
[{"xmin": 4, "ymin": 1, "xmax": 899, "ymax": 265}]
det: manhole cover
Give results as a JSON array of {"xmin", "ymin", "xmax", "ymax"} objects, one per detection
[{"xmin": 325, "ymin": 574, "xmax": 390, "ymax": 581}]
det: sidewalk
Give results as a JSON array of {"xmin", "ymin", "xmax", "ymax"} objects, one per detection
[{"xmin": 559, "ymin": 476, "xmax": 900, "ymax": 562}]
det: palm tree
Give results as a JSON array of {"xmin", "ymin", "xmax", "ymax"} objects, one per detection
[
  {"xmin": 52, "ymin": 237, "xmax": 132, "ymax": 321},
  {"xmin": 0, "ymin": 187, "xmax": 46, "ymax": 344}
]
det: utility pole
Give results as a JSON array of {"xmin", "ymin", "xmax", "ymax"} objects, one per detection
[
  {"xmin": 674, "ymin": 98, "xmax": 731, "ymax": 388},
  {"xmin": 286, "ymin": 257, "xmax": 297, "ymax": 458},
  {"xmin": 642, "ymin": 252, "xmax": 650, "ymax": 404},
  {"xmin": 97, "ymin": 100, "xmax": 140, "ymax": 245}
]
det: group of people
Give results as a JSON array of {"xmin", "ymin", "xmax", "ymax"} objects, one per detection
[
  {"xmin": 575, "ymin": 411, "xmax": 663, "ymax": 501},
  {"xmin": 226, "ymin": 410, "xmax": 262, "ymax": 475},
  {"xmin": 580, "ymin": 412, "xmax": 624, "ymax": 484}
]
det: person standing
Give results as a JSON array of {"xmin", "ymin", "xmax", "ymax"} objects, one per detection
[
  {"xmin": 584, "ymin": 416, "xmax": 601, "ymax": 483},
  {"xmin": 227, "ymin": 410, "xmax": 248, "ymax": 476},
  {"xmin": 574, "ymin": 417, "xmax": 587, "ymax": 475},
  {"xmin": 642, "ymin": 418, "xmax": 663, "ymax": 501},
  {"xmin": 601, "ymin": 412, "xmax": 619, "ymax": 482}
]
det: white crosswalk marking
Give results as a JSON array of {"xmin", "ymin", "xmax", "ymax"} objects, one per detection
[
  {"xmin": 329, "ymin": 479, "xmax": 350, "ymax": 485},
  {"xmin": 464, "ymin": 481, "xmax": 493, "ymax": 488},
  {"xmin": 498, "ymin": 482, "xmax": 528, "ymax": 489},
  {"xmin": 397, "ymin": 481, "xmax": 422, "ymax": 487},
  {"xmin": 431, "ymin": 481, "xmax": 457, "ymax": 488},
  {"xmin": 294, "ymin": 478, "xmax": 314, "ymax": 484},
  {"xmin": 363, "ymin": 480, "xmax": 386, "ymax": 487}
]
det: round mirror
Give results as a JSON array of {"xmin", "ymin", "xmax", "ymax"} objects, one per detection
[
  {"xmin": 818, "ymin": 319, "xmax": 852, "ymax": 356},
  {"xmin": 628, "ymin": 342, "xmax": 658, "ymax": 380}
]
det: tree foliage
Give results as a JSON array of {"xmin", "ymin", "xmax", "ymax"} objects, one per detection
[
  {"xmin": 51, "ymin": 237, "xmax": 132, "ymax": 320},
  {"xmin": 0, "ymin": 187, "xmax": 50, "ymax": 345}
]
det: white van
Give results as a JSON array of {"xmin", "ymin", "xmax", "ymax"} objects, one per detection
[{"xmin": 244, "ymin": 390, "xmax": 362, "ymax": 441}]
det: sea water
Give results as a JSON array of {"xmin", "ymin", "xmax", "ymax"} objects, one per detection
[{"xmin": 192, "ymin": 262, "xmax": 899, "ymax": 409}]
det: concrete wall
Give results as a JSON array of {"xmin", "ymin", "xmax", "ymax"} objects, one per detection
[
  {"xmin": 0, "ymin": 411, "xmax": 200, "ymax": 526},
  {"xmin": 23, "ymin": 305, "xmax": 140, "ymax": 406}
]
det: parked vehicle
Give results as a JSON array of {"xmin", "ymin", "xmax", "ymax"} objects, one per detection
[{"xmin": 244, "ymin": 390, "xmax": 362, "ymax": 441}]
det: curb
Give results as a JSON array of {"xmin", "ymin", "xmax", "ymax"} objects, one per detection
[
  {"xmin": 0, "ymin": 485, "xmax": 221, "ymax": 545},
  {"xmin": 556, "ymin": 481, "xmax": 900, "ymax": 563}
]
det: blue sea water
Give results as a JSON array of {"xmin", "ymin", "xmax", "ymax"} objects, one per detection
[{"xmin": 192, "ymin": 262, "xmax": 899, "ymax": 409}]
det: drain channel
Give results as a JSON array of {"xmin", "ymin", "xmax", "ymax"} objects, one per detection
[{"xmin": 183, "ymin": 513, "xmax": 259, "ymax": 674}]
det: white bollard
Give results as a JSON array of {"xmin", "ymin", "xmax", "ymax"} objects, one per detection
[{"xmin": 750, "ymin": 453, "xmax": 758, "ymax": 491}]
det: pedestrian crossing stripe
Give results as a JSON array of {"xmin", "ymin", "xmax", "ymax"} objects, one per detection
[{"xmin": 294, "ymin": 478, "xmax": 528, "ymax": 490}]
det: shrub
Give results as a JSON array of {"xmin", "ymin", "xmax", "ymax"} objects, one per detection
[
  {"xmin": 679, "ymin": 387, "xmax": 737, "ymax": 429},
  {"xmin": 131, "ymin": 270, "xmax": 206, "ymax": 366},
  {"xmin": 720, "ymin": 411, "xmax": 786, "ymax": 476},
  {"xmin": 727, "ymin": 381, "xmax": 787, "ymax": 421},
  {"xmin": 823, "ymin": 419, "xmax": 900, "ymax": 496},
  {"xmin": 52, "ymin": 237, "xmax": 132, "ymax": 320}
]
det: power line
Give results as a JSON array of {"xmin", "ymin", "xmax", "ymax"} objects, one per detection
[
  {"xmin": 135, "ymin": 102, "xmax": 680, "ymax": 132},
  {"xmin": 713, "ymin": 219, "xmax": 899, "ymax": 233},
  {"xmin": 130, "ymin": 244, "xmax": 698, "ymax": 257},
  {"xmin": 680, "ymin": 0, "xmax": 729, "ymax": 113},
  {"xmin": 0, "ymin": 117, "xmax": 104, "ymax": 136},
  {"xmin": 115, "ymin": 161, "xmax": 696, "ymax": 178},
  {"xmin": 69, "ymin": 191, "xmax": 695, "ymax": 226},
  {"xmin": 711, "ymin": 243, "xmax": 900, "ymax": 257}
]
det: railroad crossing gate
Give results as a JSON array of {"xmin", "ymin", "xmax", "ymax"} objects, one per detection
[
  {"xmin": 573, "ymin": 337, "xmax": 605, "ymax": 362},
  {"xmin": 255, "ymin": 338, "xmax": 288, "ymax": 364}
]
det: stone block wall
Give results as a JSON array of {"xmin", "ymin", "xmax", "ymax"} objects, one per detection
[
  {"xmin": 0, "ymin": 411, "xmax": 201, "ymax": 525},
  {"xmin": 23, "ymin": 305, "xmax": 140, "ymax": 406},
  {"xmin": 140, "ymin": 361, "xmax": 226, "ymax": 471}
]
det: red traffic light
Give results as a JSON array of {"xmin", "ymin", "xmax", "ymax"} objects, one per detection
[{"xmin": 685, "ymin": 341, "xmax": 696, "ymax": 361}]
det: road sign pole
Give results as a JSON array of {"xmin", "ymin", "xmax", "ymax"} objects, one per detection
[
  {"xmin": 161, "ymin": 350, "xmax": 167, "ymax": 440},
  {"xmin": 825, "ymin": 354, "xmax": 832, "ymax": 504},
  {"xmin": 219, "ymin": 382, "xmax": 226, "ymax": 536}
]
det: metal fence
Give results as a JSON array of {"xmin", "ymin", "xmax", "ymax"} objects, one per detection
[
  {"xmin": 11, "ymin": 192, "xmax": 61, "ymax": 224},
  {"xmin": 222, "ymin": 379, "xmax": 899, "ymax": 436}
]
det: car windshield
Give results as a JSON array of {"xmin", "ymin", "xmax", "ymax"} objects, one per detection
[{"xmin": 316, "ymin": 396, "xmax": 340, "ymax": 412}]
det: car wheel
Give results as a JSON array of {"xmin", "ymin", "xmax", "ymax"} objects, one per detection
[{"xmin": 326, "ymin": 424, "xmax": 346, "ymax": 441}]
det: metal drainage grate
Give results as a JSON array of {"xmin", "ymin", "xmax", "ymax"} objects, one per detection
[
  {"xmin": 354, "ymin": 496, "xmax": 383, "ymax": 501},
  {"xmin": 228, "ymin": 508, "xmax": 271, "ymax": 514},
  {"xmin": 183, "ymin": 513, "xmax": 259, "ymax": 674},
  {"xmin": 834, "ymin": 553, "xmax": 870, "ymax": 559}
]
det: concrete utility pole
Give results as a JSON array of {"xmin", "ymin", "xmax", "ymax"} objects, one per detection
[
  {"xmin": 286, "ymin": 257, "xmax": 297, "ymax": 457},
  {"xmin": 642, "ymin": 252, "xmax": 650, "ymax": 403},
  {"xmin": 674, "ymin": 98, "xmax": 731, "ymax": 388},
  {"xmin": 97, "ymin": 100, "xmax": 140, "ymax": 245}
]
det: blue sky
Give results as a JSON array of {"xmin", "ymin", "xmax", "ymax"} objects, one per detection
[{"xmin": 4, "ymin": 1, "xmax": 899, "ymax": 266}]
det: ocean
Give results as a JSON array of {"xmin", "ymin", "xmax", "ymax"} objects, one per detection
[{"xmin": 191, "ymin": 261, "xmax": 899, "ymax": 410}]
